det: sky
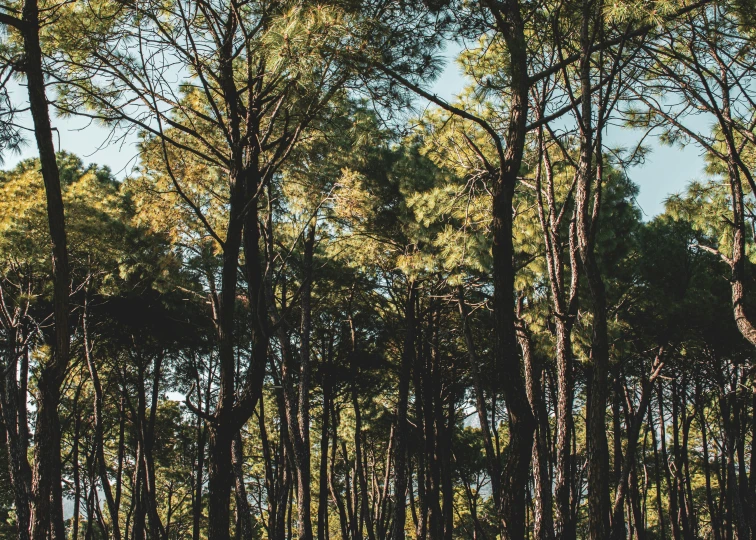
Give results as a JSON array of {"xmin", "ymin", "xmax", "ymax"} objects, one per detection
[
  {"xmin": 4, "ymin": 81, "xmax": 143, "ymax": 178},
  {"xmin": 430, "ymin": 46, "xmax": 709, "ymax": 219},
  {"xmin": 4, "ymin": 46, "xmax": 708, "ymax": 218}
]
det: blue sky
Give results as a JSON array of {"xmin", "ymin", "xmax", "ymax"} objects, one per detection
[
  {"xmin": 4, "ymin": 47, "xmax": 707, "ymax": 217},
  {"xmin": 3, "ymin": 80, "xmax": 143, "ymax": 177},
  {"xmin": 430, "ymin": 46, "xmax": 708, "ymax": 218}
]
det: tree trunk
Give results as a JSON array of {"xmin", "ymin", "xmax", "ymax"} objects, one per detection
[
  {"xmin": 483, "ymin": 1, "xmax": 537, "ymax": 535},
  {"xmin": 517, "ymin": 318, "xmax": 554, "ymax": 540},
  {"xmin": 648, "ymin": 403, "xmax": 667, "ymax": 540},
  {"xmin": 318, "ymin": 336, "xmax": 333, "ymax": 540},
  {"xmin": 82, "ymin": 289, "xmax": 121, "ymax": 539},
  {"xmin": 204, "ymin": 23, "xmax": 256, "ymax": 533},
  {"xmin": 441, "ymin": 395, "xmax": 454, "ymax": 540},
  {"xmin": 700, "ymin": 388, "xmax": 723, "ymax": 540},
  {"xmin": 193, "ymin": 367, "xmax": 208, "ymax": 540},
  {"xmin": 553, "ymin": 315, "xmax": 576, "ymax": 539},
  {"xmin": 0, "ymin": 332, "xmax": 33, "ymax": 540},
  {"xmin": 391, "ymin": 280, "xmax": 416, "ymax": 540},
  {"xmin": 457, "ymin": 286, "xmax": 501, "ymax": 513},
  {"xmin": 232, "ymin": 432, "xmax": 254, "ymax": 540},
  {"xmin": 18, "ymin": 0, "xmax": 71, "ymax": 536},
  {"xmin": 295, "ymin": 221, "xmax": 316, "ymax": 540},
  {"xmin": 611, "ymin": 352, "xmax": 664, "ymax": 540}
]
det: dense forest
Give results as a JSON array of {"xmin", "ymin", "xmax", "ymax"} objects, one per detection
[{"xmin": 1, "ymin": 0, "xmax": 756, "ymax": 538}]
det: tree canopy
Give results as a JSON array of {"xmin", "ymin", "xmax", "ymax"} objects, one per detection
[{"xmin": 3, "ymin": 0, "xmax": 756, "ymax": 539}]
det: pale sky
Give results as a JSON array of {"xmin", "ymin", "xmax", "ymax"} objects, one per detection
[
  {"xmin": 431, "ymin": 44, "xmax": 708, "ymax": 219},
  {"xmin": 3, "ymin": 45, "xmax": 707, "ymax": 218}
]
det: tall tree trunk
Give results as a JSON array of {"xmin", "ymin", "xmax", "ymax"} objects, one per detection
[
  {"xmin": 721, "ymin": 389, "xmax": 750, "ymax": 540},
  {"xmin": 354, "ymin": 372, "xmax": 374, "ymax": 540},
  {"xmin": 16, "ymin": 0, "xmax": 71, "ymax": 537},
  {"xmin": 329, "ymin": 404, "xmax": 349, "ymax": 540},
  {"xmin": 206, "ymin": 160, "xmax": 245, "ymax": 540},
  {"xmin": 423, "ymin": 306, "xmax": 443, "ymax": 540},
  {"xmin": 517, "ymin": 317, "xmax": 554, "ymax": 540},
  {"xmin": 671, "ymin": 381, "xmax": 692, "ymax": 540},
  {"xmin": 553, "ymin": 314, "xmax": 576, "ymax": 539},
  {"xmin": 232, "ymin": 432, "xmax": 254, "ymax": 540},
  {"xmin": 318, "ymin": 336, "xmax": 333, "ymax": 540},
  {"xmin": 391, "ymin": 281, "xmax": 416, "ymax": 540},
  {"xmin": 658, "ymin": 381, "xmax": 681, "ymax": 540},
  {"xmin": 193, "ymin": 367, "xmax": 208, "ymax": 540},
  {"xmin": 0, "ymin": 331, "xmax": 33, "ymax": 540},
  {"xmin": 72, "ymin": 405, "xmax": 81, "ymax": 540},
  {"xmin": 82, "ymin": 288, "xmax": 121, "ymax": 539},
  {"xmin": 483, "ymin": 1, "xmax": 537, "ymax": 535},
  {"xmin": 414, "ymin": 325, "xmax": 428, "ymax": 540},
  {"xmin": 441, "ymin": 395, "xmax": 455, "ymax": 540},
  {"xmin": 140, "ymin": 353, "xmax": 165, "ymax": 540},
  {"xmin": 648, "ymin": 403, "xmax": 667, "ymax": 540},
  {"xmin": 700, "ymin": 389, "xmax": 722, "ymax": 540},
  {"xmin": 295, "ymin": 221, "xmax": 316, "ymax": 540},
  {"xmin": 457, "ymin": 286, "xmax": 501, "ymax": 511},
  {"xmin": 491, "ymin": 165, "xmax": 536, "ymax": 540},
  {"xmin": 132, "ymin": 441, "xmax": 146, "ymax": 540},
  {"xmin": 576, "ymin": 61, "xmax": 612, "ymax": 540},
  {"xmin": 535, "ymin": 115, "xmax": 580, "ymax": 540},
  {"xmin": 611, "ymin": 351, "xmax": 664, "ymax": 540}
]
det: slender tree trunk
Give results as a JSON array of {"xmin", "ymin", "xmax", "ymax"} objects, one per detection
[
  {"xmin": 629, "ymin": 462, "xmax": 646, "ymax": 540},
  {"xmin": 483, "ymin": 1, "xmax": 538, "ymax": 534},
  {"xmin": 414, "ymin": 314, "xmax": 428, "ymax": 540},
  {"xmin": 329, "ymin": 404, "xmax": 349, "ymax": 540},
  {"xmin": 232, "ymin": 432, "xmax": 254, "ymax": 540},
  {"xmin": 378, "ymin": 425, "xmax": 395, "ymax": 539},
  {"xmin": 71, "ymin": 388, "xmax": 81, "ymax": 540},
  {"xmin": 139, "ymin": 354, "xmax": 165, "ymax": 540},
  {"xmin": 295, "ymin": 221, "xmax": 316, "ymax": 540},
  {"xmin": 457, "ymin": 286, "xmax": 501, "ymax": 512},
  {"xmin": 612, "ymin": 352, "xmax": 664, "ymax": 539},
  {"xmin": 354, "ymin": 380, "xmax": 374, "ymax": 540},
  {"xmin": 204, "ymin": 20, "xmax": 256, "ymax": 532},
  {"xmin": 671, "ymin": 381, "xmax": 692, "ymax": 540},
  {"xmin": 423, "ymin": 306, "xmax": 443, "ymax": 540},
  {"xmin": 700, "ymin": 390, "xmax": 723, "ymax": 540},
  {"xmin": 391, "ymin": 281, "xmax": 416, "ymax": 540},
  {"xmin": 193, "ymin": 368, "xmax": 207, "ymax": 540},
  {"xmin": 517, "ymin": 318, "xmax": 554, "ymax": 540},
  {"xmin": 82, "ymin": 289, "xmax": 121, "ymax": 539},
  {"xmin": 441, "ymin": 395, "xmax": 454, "ymax": 540},
  {"xmin": 17, "ymin": 0, "xmax": 71, "ymax": 536},
  {"xmin": 658, "ymin": 381, "xmax": 681, "ymax": 540},
  {"xmin": 318, "ymin": 336, "xmax": 333, "ymax": 540},
  {"xmin": 554, "ymin": 316, "xmax": 576, "ymax": 539},
  {"xmin": 576, "ymin": 61, "xmax": 612, "ymax": 540},
  {"xmin": 721, "ymin": 389, "xmax": 750, "ymax": 540},
  {"xmin": 0, "ymin": 332, "xmax": 33, "ymax": 540},
  {"xmin": 649, "ymin": 403, "xmax": 667, "ymax": 540},
  {"xmin": 132, "ymin": 441, "xmax": 146, "ymax": 540}
]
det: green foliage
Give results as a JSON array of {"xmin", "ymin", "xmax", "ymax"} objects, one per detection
[{"xmin": 5, "ymin": 0, "xmax": 756, "ymax": 537}]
